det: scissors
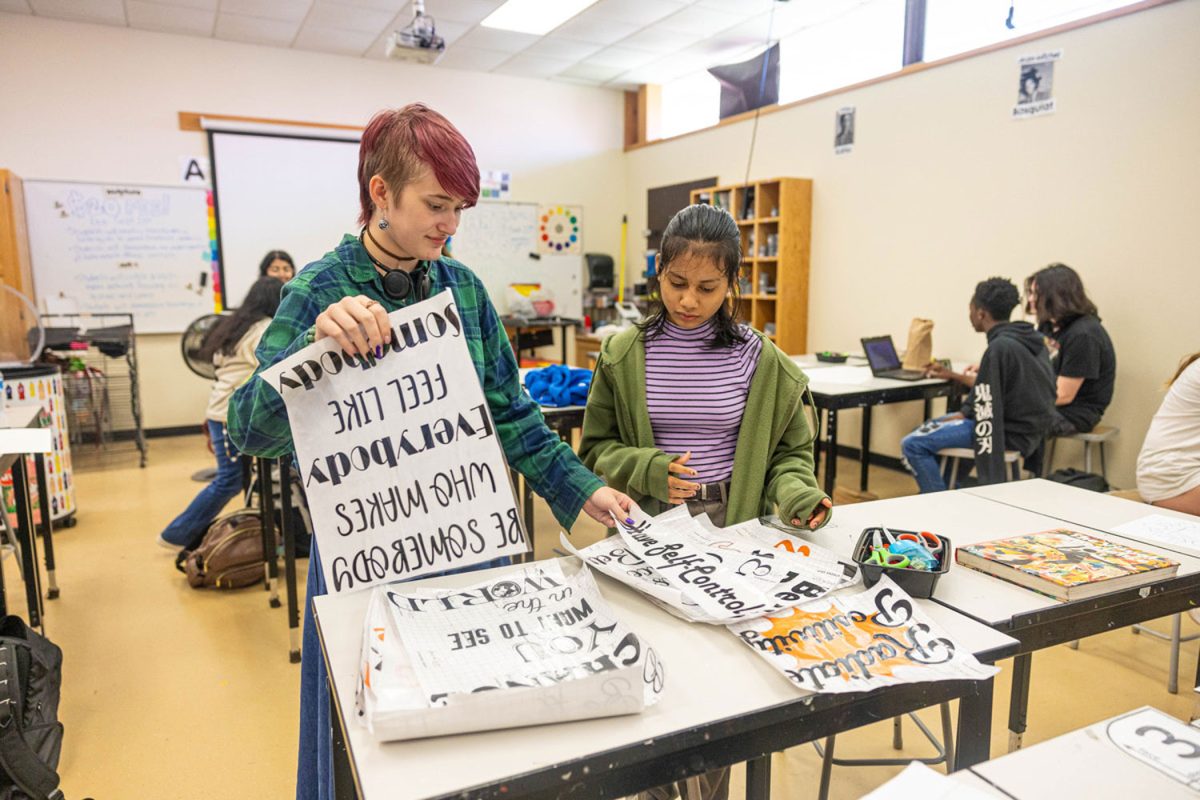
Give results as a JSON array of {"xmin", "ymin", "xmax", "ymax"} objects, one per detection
[
  {"xmin": 867, "ymin": 548, "xmax": 910, "ymax": 569},
  {"xmin": 895, "ymin": 531, "xmax": 943, "ymax": 558},
  {"xmin": 870, "ymin": 526, "xmax": 900, "ymax": 549}
]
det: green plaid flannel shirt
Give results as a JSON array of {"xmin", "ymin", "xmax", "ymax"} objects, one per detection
[{"xmin": 227, "ymin": 234, "xmax": 602, "ymax": 530}]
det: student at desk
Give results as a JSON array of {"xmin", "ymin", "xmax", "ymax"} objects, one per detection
[
  {"xmin": 902, "ymin": 278, "xmax": 1056, "ymax": 492},
  {"xmin": 1024, "ymin": 263, "xmax": 1116, "ymax": 435},
  {"xmin": 1137, "ymin": 352, "xmax": 1200, "ymax": 515},
  {"xmin": 579, "ymin": 202, "xmax": 831, "ymax": 800},
  {"xmin": 227, "ymin": 103, "xmax": 632, "ymax": 800}
]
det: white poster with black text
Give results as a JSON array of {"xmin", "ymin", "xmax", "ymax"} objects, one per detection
[{"xmin": 259, "ymin": 291, "xmax": 527, "ymax": 594}]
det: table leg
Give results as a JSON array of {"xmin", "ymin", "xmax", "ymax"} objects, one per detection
[
  {"xmin": 279, "ymin": 455, "xmax": 301, "ymax": 664},
  {"xmin": 860, "ymin": 406, "xmax": 872, "ymax": 491},
  {"xmin": 923, "ymin": 397, "xmax": 933, "ymax": 421},
  {"xmin": 331, "ymin": 679, "xmax": 360, "ymax": 799},
  {"xmin": 10, "ymin": 457, "xmax": 43, "ymax": 629},
  {"xmin": 745, "ymin": 754, "xmax": 772, "ymax": 800},
  {"xmin": 33, "ymin": 454, "xmax": 58, "ymax": 600},
  {"xmin": 823, "ymin": 409, "xmax": 839, "ymax": 497},
  {"xmin": 1008, "ymin": 653, "xmax": 1032, "ymax": 752},
  {"xmin": 259, "ymin": 458, "xmax": 281, "ymax": 608},
  {"xmin": 955, "ymin": 678, "xmax": 995, "ymax": 769},
  {"xmin": 812, "ymin": 409, "xmax": 824, "ymax": 480}
]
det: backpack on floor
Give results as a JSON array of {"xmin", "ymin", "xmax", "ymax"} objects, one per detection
[
  {"xmin": 180, "ymin": 508, "xmax": 264, "ymax": 590},
  {"xmin": 1046, "ymin": 468, "xmax": 1110, "ymax": 493},
  {"xmin": 0, "ymin": 616, "xmax": 64, "ymax": 800}
]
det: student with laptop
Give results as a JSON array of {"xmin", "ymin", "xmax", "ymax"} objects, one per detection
[{"xmin": 901, "ymin": 278, "xmax": 1056, "ymax": 492}]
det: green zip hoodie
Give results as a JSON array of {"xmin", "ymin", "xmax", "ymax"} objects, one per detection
[{"xmin": 579, "ymin": 325, "xmax": 831, "ymax": 528}]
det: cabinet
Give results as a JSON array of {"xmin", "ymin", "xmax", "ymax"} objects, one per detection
[{"xmin": 690, "ymin": 178, "xmax": 812, "ymax": 355}]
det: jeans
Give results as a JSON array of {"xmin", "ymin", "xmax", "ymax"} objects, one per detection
[
  {"xmin": 900, "ymin": 414, "xmax": 974, "ymax": 493},
  {"xmin": 160, "ymin": 420, "xmax": 243, "ymax": 548},
  {"xmin": 296, "ymin": 539, "xmax": 511, "ymax": 800}
]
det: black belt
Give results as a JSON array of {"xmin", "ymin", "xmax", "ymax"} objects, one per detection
[{"xmin": 693, "ymin": 481, "xmax": 729, "ymax": 502}]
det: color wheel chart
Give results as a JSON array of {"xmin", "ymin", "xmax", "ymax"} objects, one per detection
[{"xmin": 539, "ymin": 205, "xmax": 582, "ymax": 254}]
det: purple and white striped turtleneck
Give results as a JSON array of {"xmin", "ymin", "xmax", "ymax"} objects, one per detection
[{"xmin": 645, "ymin": 318, "xmax": 763, "ymax": 484}]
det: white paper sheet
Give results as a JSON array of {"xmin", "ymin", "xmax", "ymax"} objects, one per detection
[
  {"xmin": 259, "ymin": 292, "xmax": 527, "ymax": 594},
  {"xmin": 1113, "ymin": 514, "xmax": 1200, "ymax": 555},
  {"xmin": 862, "ymin": 762, "xmax": 999, "ymax": 799},
  {"xmin": 728, "ymin": 576, "xmax": 999, "ymax": 694}
]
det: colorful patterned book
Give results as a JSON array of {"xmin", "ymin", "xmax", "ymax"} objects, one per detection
[{"xmin": 956, "ymin": 529, "xmax": 1179, "ymax": 601}]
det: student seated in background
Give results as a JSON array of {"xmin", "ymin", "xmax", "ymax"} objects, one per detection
[
  {"xmin": 157, "ymin": 276, "xmax": 283, "ymax": 549},
  {"xmin": 1137, "ymin": 352, "xmax": 1200, "ymax": 516},
  {"xmin": 1024, "ymin": 263, "xmax": 1116, "ymax": 435},
  {"xmin": 903, "ymin": 278, "xmax": 1056, "ymax": 492},
  {"xmin": 259, "ymin": 249, "xmax": 296, "ymax": 282}
]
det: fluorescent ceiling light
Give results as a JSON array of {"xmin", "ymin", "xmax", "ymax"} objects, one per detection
[{"xmin": 481, "ymin": 0, "xmax": 601, "ymax": 36}]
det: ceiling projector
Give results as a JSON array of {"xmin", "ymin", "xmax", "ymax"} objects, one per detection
[{"xmin": 385, "ymin": 0, "xmax": 446, "ymax": 65}]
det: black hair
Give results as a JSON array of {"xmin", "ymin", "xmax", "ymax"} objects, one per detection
[
  {"xmin": 258, "ymin": 250, "xmax": 295, "ymax": 277},
  {"xmin": 198, "ymin": 276, "xmax": 284, "ymax": 361},
  {"xmin": 972, "ymin": 277, "xmax": 1020, "ymax": 321},
  {"xmin": 640, "ymin": 203, "xmax": 745, "ymax": 349},
  {"xmin": 1025, "ymin": 262, "xmax": 1098, "ymax": 327}
]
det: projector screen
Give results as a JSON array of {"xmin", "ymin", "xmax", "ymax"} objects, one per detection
[{"xmin": 209, "ymin": 129, "xmax": 360, "ymax": 308}]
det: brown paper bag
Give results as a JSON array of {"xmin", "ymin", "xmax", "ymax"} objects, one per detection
[{"xmin": 901, "ymin": 318, "xmax": 934, "ymax": 370}]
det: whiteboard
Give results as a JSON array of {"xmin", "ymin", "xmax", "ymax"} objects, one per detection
[
  {"xmin": 450, "ymin": 201, "xmax": 583, "ymax": 319},
  {"xmin": 209, "ymin": 130, "xmax": 360, "ymax": 307},
  {"xmin": 23, "ymin": 181, "xmax": 214, "ymax": 334}
]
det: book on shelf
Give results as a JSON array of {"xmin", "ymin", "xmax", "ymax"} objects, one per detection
[{"xmin": 955, "ymin": 529, "xmax": 1179, "ymax": 601}]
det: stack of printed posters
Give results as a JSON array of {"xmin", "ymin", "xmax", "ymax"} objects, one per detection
[{"xmin": 356, "ymin": 558, "xmax": 664, "ymax": 742}]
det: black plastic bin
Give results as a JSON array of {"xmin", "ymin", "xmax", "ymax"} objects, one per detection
[{"xmin": 853, "ymin": 527, "xmax": 951, "ymax": 599}]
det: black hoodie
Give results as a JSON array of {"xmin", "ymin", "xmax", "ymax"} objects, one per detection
[{"xmin": 960, "ymin": 321, "xmax": 1056, "ymax": 484}]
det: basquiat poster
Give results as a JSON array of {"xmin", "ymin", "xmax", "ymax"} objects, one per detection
[
  {"xmin": 729, "ymin": 577, "xmax": 998, "ymax": 694},
  {"xmin": 356, "ymin": 559, "xmax": 663, "ymax": 741}
]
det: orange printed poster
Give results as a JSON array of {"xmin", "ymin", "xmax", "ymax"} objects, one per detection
[{"xmin": 729, "ymin": 577, "xmax": 998, "ymax": 693}]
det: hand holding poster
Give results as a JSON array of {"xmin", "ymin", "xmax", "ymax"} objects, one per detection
[
  {"xmin": 729, "ymin": 576, "xmax": 999, "ymax": 694},
  {"xmin": 356, "ymin": 559, "xmax": 664, "ymax": 741},
  {"xmin": 259, "ymin": 292, "xmax": 527, "ymax": 594}
]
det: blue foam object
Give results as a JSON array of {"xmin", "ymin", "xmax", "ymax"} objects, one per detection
[
  {"xmin": 888, "ymin": 539, "xmax": 938, "ymax": 571},
  {"xmin": 523, "ymin": 364, "xmax": 592, "ymax": 407}
]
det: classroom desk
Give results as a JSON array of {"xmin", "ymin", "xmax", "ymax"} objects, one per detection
[
  {"xmin": 963, "ymin": 706, "xmax": 1200, "ymax": 799},
  {"xmin": 313, "ymin": 561, "xmax": 1018, "ymax": 800},
  {"xmin": 791, "ymin": 487, "xmax": 1200, "ymax": 751},
  {"xmin": 503, "ymin": 316, "xmax": 579, "ymax": 366},
  {"xmin": 0, "ymin": 403, "xmax": 57, "ymax": 628},
  {"xmin": 790, "ymin": 358, "xmax": 958, "ymax": 497}
]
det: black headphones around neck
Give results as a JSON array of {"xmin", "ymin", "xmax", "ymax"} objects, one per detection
[{"xmin": 381, "ymin": 263, "xmax": 431, "ymax": 303}]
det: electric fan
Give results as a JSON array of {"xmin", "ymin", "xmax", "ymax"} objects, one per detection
[{"xmin": 180, "ymin": 313, "xmax": 227, "ymax": 380}]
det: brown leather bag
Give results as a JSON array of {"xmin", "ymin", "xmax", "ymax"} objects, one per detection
[{"xmin": 183, "ymin": 508, "xmax": 264, "ymax": 589}]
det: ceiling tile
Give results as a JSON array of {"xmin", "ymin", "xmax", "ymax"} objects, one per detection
[
  {"xmin": 693, "ymin": 0, "xmax": 774, "ymax": 13},
  {"xmin": 131, "ymin": 0, "xmax": 217, "ymax": 9},
  {"xmin": 550, "ymin": 9, "xmax": 639, "ymax": 44},
  {"xmin": 454, "ymin": 25, "xmax": 538, "ymax": 53},
  {"xmin": 618, "ymin": 24, "xmax": 701, "ymax": 54},
  {"xmin": 217, "ymin": 0, "xmax": 310, "ymax": 23},
  {"xmin": 293, "ymin": 23, "xmax": 379, "ymax": 54},
  {"xmin": 657, "ymin": 4, "xmax": 745, "ymax": 37},
  {"xmin": 587, "ymin": 0, "xmax": 685, "ymax": 27},
  {"xmin": 0, "ymin": 0, "xmax": 32, "ymax": 11},
  {"xmin": 434, "ymin": 46, "xmax": 512, "ymax": 72},
  {"xmin": 126, "ymin": 0, "xmax": 215, "ymax": 34},
  {"xmin": 307, "ymin": 1, "xmax": 396, "ymax": 33},
  {"xmin": 430, "ymin": 17, "xmax": 470, "ymax": 45},
  {"xmin": 28, "ymin": 0, "xmax": 125, "ymax": 25},
  {"xmin": 425, "ymin": 0, "xmax": 502, "ymax": 25},
  {"xmin": 334, "ymin": 0, "xmax": 407, "ymax": 10},
  {"xmin": 492, "ymin": 52, "xmax": 573, "ymax": 79},
  {"xmin": 584, "ymin": 45, "xmax": 657, "ymax": 70},
  {"xmin": 215, "ymin": 12, "xmax": 301, "ymax": 45},
  {"xmin": 557, "ymin": 60, "xmax": 625, "ymax": 83},
  {"xmin": 521, "ymin": 35, "xmax": 602, "ymax": 61}
]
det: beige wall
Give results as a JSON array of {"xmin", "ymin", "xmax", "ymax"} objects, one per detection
[
  {"xmin": 623, "ymin": 0, "xmax": 1200, "ymax": 489},
  {"xmin": 0, "ymin": 13, "xmax": 626, "ymax": 430}
]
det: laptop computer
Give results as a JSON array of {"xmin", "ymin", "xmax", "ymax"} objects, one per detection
[{"xmin": 860, "ymin": 336, "xmax": 928, "ymax": 381}]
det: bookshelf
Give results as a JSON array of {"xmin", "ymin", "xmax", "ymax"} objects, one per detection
[{"xmin": 690, "ymin": 178, "xmax": 812, "ymax": 354}]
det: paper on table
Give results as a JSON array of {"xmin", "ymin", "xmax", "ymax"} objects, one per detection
[
  {"xmin": 1112, "ymin": 514, "xmax": 1200, "ymax": 555},
  {"xmin": 861, "ymin": 762, "xmax": 999, "ymax": 799},
  {"xmin": 728, "ymin": 576, "xmax": 1000, "ymax": 694},
  {"xmin": 562, "ymin": 505, "xmax": 858, "ymax": 625},
  {"xmin": 1105, "ymin": 706, "xmax": 1200, "ymax": 789},
  {"xmin": 356, "ymin": 558, "xmax": 664, "ymax": 742},
  {"xmin": 804, "ymin": 365, "xmax": 874, "ymax": 385}
]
